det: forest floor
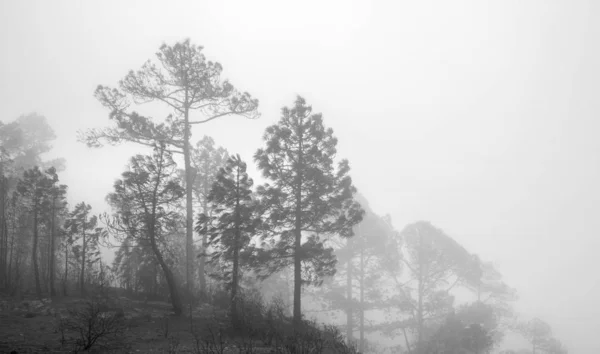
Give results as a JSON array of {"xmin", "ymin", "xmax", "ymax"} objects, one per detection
[{"xmin": 0, "ymin": 291, "xmax": 274, "ymax": 354}]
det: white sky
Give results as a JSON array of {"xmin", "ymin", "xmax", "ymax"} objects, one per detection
[{"xmin": 1, "ymin": 0, "xmax": 599, "ymax": 352}]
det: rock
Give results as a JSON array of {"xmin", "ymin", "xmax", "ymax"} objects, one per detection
[{"xmin": 24, "ymin": 312, "xmax": 36, "ymax": 318}]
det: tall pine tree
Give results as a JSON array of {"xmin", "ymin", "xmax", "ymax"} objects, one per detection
[
  {"xmin": 64, "ymin": 202, "xmax": 102, "ymax": 296},
  {"xmin": 196, "ymin": 154, "xmax": 261, "ymax": 328},
  {"xmin": 189, "ymin": 136, "xmax": 229, "ymax": 291},
  {"xmin": 16, "ymin": 166, "xmax": 56, "ymax": 297},
  {"xmin": 383, "ymin": 221, "xmax": 481, "ymax": 353},
  {"xmin": 316, "ymin": 194, "xmax": 397, "ymax": 351},
  {"xmin": 254, "ymin": 96, "xmax": 364, "ymax": 328},
  {"xmin": 106, "ymin": 144, "xmax": 185, "ymax": 315},
  {"xmin": 46, "ymin": 170, "xmax": 68, "ymax": 296},
  {"xmin": 83, "ymin": 39, "xmax": 259, "ymax": 295}
]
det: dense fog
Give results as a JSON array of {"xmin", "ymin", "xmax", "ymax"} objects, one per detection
[{"xmin": 1, "ymin": 1, "xmax": 598, "ymax": 353}]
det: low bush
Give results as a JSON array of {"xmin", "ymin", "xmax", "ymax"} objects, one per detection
[
  {"xmin": 189, "ymin": 288, "xmax": 360, "ymax": 354},
  {"xmin": 56, "ymin": 297, "xmax": 127, "ymax": 352}
]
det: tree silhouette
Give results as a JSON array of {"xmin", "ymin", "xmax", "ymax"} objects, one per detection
[
  {"xmin": 383, "ymin": 221, "xmax": 480, "ymax": 353},
  {"xmin": 0, "ymin": 115, "xmax": 65, "ymax": 292},
  {"xmin": 45, "ymin": 171, "xmax": 67, "ymax": 296},
  {"xmin": 189, "ymin": 136, "xmax": 229, "ymax": 290},
  {"xmin": 106, "ymin": 144, "xmax": 185, "ymax": 315},
  {"xmin": 64, "ymin": 202, "xmax": 102, "ymax": 296},
  {"xmin": 196, "ymin": 154, "xmax": 261, "ymax": 328},
  {"xmin": 317, "ymin": 194, "xmax": 397, "ymax": 351},
  {"xmin": 254, "ymin": 96, "xmax": 364, "ymax": 329},
  {"xmin": 82, "ymin": 39, "xmax": 259, "ymax": 295},
  {"xmin": 16, "ymin": 166, "xmax": 57, "ymax": 297}
]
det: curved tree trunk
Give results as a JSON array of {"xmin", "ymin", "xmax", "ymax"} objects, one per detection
[{"xmin": 149, "ymin": 236, "xmax": 182, "ymax": 315}]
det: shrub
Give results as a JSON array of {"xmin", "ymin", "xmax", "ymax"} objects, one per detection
[
  {"xmin": 57, "ymin": 298, "xmax": 126, "ymax": 351},
  {"xmin": 192, "ymin": 321, "xmax": 228, "ymax": 354},
  {"xmin": 190, "ymin": 287, "xmax": 361, "ymax": 354}
]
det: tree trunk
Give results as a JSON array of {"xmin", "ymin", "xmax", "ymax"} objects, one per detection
[
  {"xmin": 63, "ymin": 245, "xmax": 69, "ymax": 296},
  {"xmin": 49, "ymin": 197, "xmax": 56, "ymax": 296},
  {"xmin": 198, "ymin": 202, "xmax": 207, "ymax": 293},
  {"xmin": 154, "ymin": 262, "xmax": 159, "ymax": 298},
  {"xmin": 402, "ymin": 327, "xmax": 412, "ymax": 354},
  {"xmin": 0, "ymin": 172, "xmax": 5, "ymax": 289},
  {"xmin": 80, "ymin": 226, "xmax": 86, "ymax": 296},
  {"xmin": 150, "ymin": 232, "xmax": 182, "ymax": 315},
  {"xmin": 293, "ymin": 132, "xmax": 304, "ymax": 330},
  {"xmin": 198, "ymin": 181, "xmax": 209, "ymax": 293},
  {"xmin": 231, "ymin": 226, "xmax": 240, "ymax": 327},
  {"xmin": 42, "ymin": 243, "xmax": 49, "ymax": 293},
  {"xmin": 0, "ymin": 210, "xmax": 4, "ymax": 289},
  {"xmin": 359, "ymin": 247, "xmax": 365, "ymax": 352},
  {"xmin": 293, "ymin": 221, "xmax": 302, "ymax": 329},
  {"xmin": 285, "ymin": 269, "xmax": 293, "ymax": 316},
  {"xmin": 14, "ymin": 251, "xmax": 22, "ymax": 296},
  {"xmin": 7, "ymin": 218, "xmax": 15, "ymax": 291},
  {"xmin": 231, "ymin": 169, "xmax": 241, "ymax": 329},
  {"xmin": 183, "ymin": 89, "xmax": 195, "ymax": 300},
  {"xmin": 346, "ymin": 238, "xmax": 353, "ymax": 345},
  {"xmin": 150, "ymin": 144, "xmax": 183, "ymax": 315},
  {"xmin": 32, "ymin": 209, "xmax": 41, "ymax": 298},
  {"xmin": 1, "ymin": 214, "xmax": 7, "ymax": 289},
  {"xmin": 416, "ymin": 229, "xmax": 424, "ymax": 354}
]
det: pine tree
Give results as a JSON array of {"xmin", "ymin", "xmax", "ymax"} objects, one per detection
[
  {"xmin": 383, "ymin": 221, "xmax": 480, "ymax": 353},
  {"xmin": 45, "ymin": 169, "xmax": 68, "ymax": 296},
  {"xmin": 64, "ymin": 202, "xmax": 102, "ymax": 296},
  {"xmin": 316, "ymin": 194, "xmax": 397, "ymax": 351},
  {"xmin": 196, "ymin": 154, "xmax": 261, "ymax": 328},
  {"xmin": 254, "ymin": 96, "xmax": 364, "ymax": 328},
  {"xmin": 1, "ymin": 115, "xmax": 65, "ymax": 294},
  {"xmin": 113, "ymin": 237, "xmax": 145, "ymax": 294},
  {"xmin": 83, "ymin": 39, "xmax": 259, "ymax": 296},
  {"xmin": 190, "ymin": 136, "xmax": 229, "ymax": 291},
  {"xmin": 16, "ymin": 166, "xmax": 56, "ymax": 297},
  {"xmin": 105, "ymin": 144, "xmax": 185, "ymax": 315}
]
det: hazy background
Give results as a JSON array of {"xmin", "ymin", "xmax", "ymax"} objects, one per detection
[{"xmin": 1, "ymin": 0, "xmax": 599, "ymax": 352}]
